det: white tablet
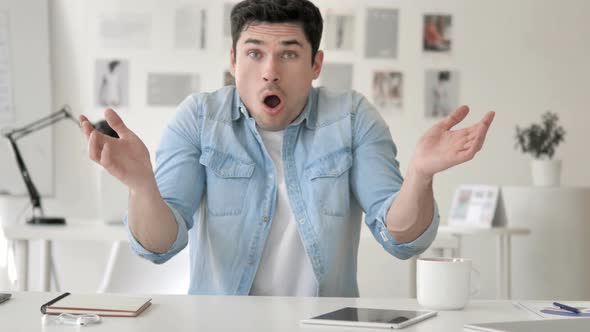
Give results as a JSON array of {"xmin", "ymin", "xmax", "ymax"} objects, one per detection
[{"xmin": 301, "ymin": 307, "xmax": 437, "ymax": 329}]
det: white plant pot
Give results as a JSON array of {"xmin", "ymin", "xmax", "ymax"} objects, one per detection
[{"xmin": 531, "ymin": 159, "xmax": 561, "ymax": 187}]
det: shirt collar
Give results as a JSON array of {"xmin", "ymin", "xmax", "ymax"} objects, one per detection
[{"xmin": 231, "ymin": 87, "xmax": 318, "ymax": 130}]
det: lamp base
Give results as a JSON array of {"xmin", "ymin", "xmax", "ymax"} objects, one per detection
[{"xmin": 26, "ymin": 216, "xmax": 66, "ymax": 225}]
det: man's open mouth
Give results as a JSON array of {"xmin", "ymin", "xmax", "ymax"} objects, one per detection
[{"xmin": 263, "ymin": 95, "xmax": 282, "ymax": 108}]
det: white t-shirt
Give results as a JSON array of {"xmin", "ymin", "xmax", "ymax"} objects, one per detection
[{"xmin": 249, "ymin": 128, "xmax": 316, "ymax": 296}]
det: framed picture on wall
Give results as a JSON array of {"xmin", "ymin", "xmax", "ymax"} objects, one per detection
[
  {"xmin": 365, "ymin": 8, "xmax": 399, "ymax": 59},
  {"xmin": 448, "ymin": 185, "xmax": 505, "ymax": 228},
  {"xmin": 423, "ymin": 14, "xmax": 452, "ymax": 53},
  {"xmin": 323, "ymin": 9, "xmax": 355, "ymax": 51},
  {"xmin": 146, "ymin": 73, "xmax": 200, "ymax": 107},
  {"xmin": 372, "ymin": 70, "xmax": 403, "ymax": 113},
  {"xmin": 319, "ymin": 63, "xmax": 354, "ymax": 91},
  {"xmin": 174, "ymin": 4, "xmax": 207, "ymax": 50},
  {"xmin": 94, "ymin": 59, "xmax": 130, "ymax": 109},
  {"xmin": 424, "ymin": 69, "xmax": 459, "ymax": 118}
]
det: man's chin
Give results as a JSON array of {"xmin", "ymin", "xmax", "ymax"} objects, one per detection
[{"xmin": 255, "ymin": 117, "xmax": 289, "ymax": 132}]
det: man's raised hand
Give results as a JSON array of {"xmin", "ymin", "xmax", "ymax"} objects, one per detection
[
  {"xmin": 411, "ymin": 105, "xmax": 495, "ymax": 178},
  {"xmin": 79, "ymin": 109, "xmax": 155, "ymax": 192}
]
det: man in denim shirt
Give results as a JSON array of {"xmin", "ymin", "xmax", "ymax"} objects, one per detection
[{"xmin": 80, "ymin": 0, "xmax": 494, "ymax": 297}]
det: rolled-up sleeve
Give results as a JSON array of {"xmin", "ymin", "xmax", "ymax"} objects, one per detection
[
  {"xmin": 123, "ymin": 204, "xmax": 189, "ymax": 264},
  {"xmin": 371, "ymin": 196, "xmax": 440, "ymax": 259},
  {"xmin": 350, "ymin": 92, "xmax": 440, "ymax": 260}
]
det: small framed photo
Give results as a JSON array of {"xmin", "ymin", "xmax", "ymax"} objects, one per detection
[
  {"xmin": 365, "ymin": 8, "xmax": 399, "ymax": 59},
  {"xmin": 372, "ymin": 71, "xmax": 402, "ymax": 113},
  {"xmin": 423, "ymin": 14, "xmax": 452, "ymax": 53},
  {"xmin": 324, "ymin": 11, "xmax": 355, "ymax": 51},
  {"xmin": 448, "ymin": 185, "xmax": 501, "ymax": 228},
  {"xmin": 424, "ymin": 70, "xmax": 459, "ymax": 118},
  {"xmin": 319, "ymin": 63, "xmax": 353, "ymax": 91},
  {"xmin": 94, "ymin": 59, "xmax": 129, "ymax": 108}
]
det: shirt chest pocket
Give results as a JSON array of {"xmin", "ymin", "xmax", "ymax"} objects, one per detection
[
  {"xmin": 199, "ymin": 148, "xmax": 255, "ymax": 216},
  {"xmin": 305, "ymin": 149, "xmax": 353, "ymax": 217}
]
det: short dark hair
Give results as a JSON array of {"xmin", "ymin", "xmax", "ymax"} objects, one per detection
[
  {"xmin": 438, "ymin": 71, "xmax": 450, "ymax": 81},
  {"xmin": 108, "ymin": 60, "xmax": 120, "ymax": 72},
  {"xmin": 230, "ymin": 0, "xmax": 323, "ymax": 65}
]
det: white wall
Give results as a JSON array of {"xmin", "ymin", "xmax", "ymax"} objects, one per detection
[{"xmin": 2, "ymin": 0, "xmax": 589, "ymax": 296}]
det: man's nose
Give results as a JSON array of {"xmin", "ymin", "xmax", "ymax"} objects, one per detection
[{"xmin": 262, "ymin": 57, "xmax": 280, "ymax": 83}]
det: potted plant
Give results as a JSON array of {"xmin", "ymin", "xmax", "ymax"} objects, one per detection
[{"xmin": 515, "ymin": 112, "xmax": 566, "ymax": 186}]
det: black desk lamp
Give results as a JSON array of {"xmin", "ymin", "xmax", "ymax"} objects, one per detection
[
  {"xmin": 3, "ymin": 106, "xmax": 79, "ymax": 225},
  {"xmin": 3, "ymin": 106, "xmax": 118, "ymax": 225}
]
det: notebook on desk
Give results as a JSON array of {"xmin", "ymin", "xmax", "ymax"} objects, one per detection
[
  {"xmin": 40, "ymin": 292, "xmax": 152, "ymax": 317},
  {"xmin": 464, "ymin": 318, "xmax": 590, "ymax": 332}
]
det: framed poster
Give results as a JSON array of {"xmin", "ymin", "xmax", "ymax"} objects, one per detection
[{"xmin": 448, "ymin": 185, "xmax": 506, "ymax": 228}]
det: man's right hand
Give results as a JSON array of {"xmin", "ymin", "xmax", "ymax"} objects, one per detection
[
  {"xmin": 80, "ymin": 109, "xmax": 177, "ymax": 254},
  {"xmin": 79, "ymin": 108, "xmax": 155, "ymax": 193}
]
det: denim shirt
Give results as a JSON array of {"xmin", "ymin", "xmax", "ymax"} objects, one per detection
[{"xmin": 125, "ymin": 86, "xmax": 440, "ymax": 297}]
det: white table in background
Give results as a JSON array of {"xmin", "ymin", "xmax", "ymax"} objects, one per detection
[
  {"xmin": 0, "ymin": 292, "xmax": 540, "ymax": 332},
  {"xmin": 436, "ymin": 226, "xmax": 531, "ymax": 300},
  {"xmin": 4, "ymin": 221, "xmax": 529, "ymax": 300},
  {"xmin": 2, "ymin": 219, "xmax": 127, "ymax": 292}
]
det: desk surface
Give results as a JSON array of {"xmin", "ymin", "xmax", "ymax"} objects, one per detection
[
  {"xmin": 439, "ymin": 226, "xmax": 531, "ymax": 236},
  {"xmin": 2, "ymin": 219, "xmax": 128, "ymax": 241},
  {"xmin": 5, "ymin": 221, "xmax": 479, "ymax": 248},
  {"xmin": 0, "ymin": 292, "xmax": 534, "ymax": 331},
  {"xmin": 4, "ymin": 220, "xmax": 531, "ymax": 243}
]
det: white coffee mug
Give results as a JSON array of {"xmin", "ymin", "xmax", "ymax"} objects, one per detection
[{"xmin": 416, "ymin": 257, "xmax": 480, "ymax": 310}]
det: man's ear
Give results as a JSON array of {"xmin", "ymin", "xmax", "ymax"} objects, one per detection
[
  {"xmin": 312, "ymin": 50, "xmax": 324, "ymax": 80},
  {"xmin": 230, "ymin": 48, "xmax": 236, "ymax": 76}
]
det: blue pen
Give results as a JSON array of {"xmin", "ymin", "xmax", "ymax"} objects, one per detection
[{"xmin": 553, "ymin": 302, "xmax": 580, "ymax": 314}]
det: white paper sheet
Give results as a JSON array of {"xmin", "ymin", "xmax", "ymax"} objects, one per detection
[{"xmin": 514, "ymin": 301, "xmax": 590, "ymax": 319}]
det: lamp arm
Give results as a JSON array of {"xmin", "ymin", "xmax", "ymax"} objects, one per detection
[
  {"xmin": 5, "ymin": 135, "xmax": 43, "ymax": 211},
  {"xmin": 2, "ymin": 106, "xmax": 78, "ymax": 216},
  {"xmin": 6, "ymin": 107, "xmax": 78, "ymax": 141}
]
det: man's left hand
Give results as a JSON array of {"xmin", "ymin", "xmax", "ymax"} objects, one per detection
[{"xmin": 411, "ymin": 105, "xmax": 495, "ymax": 178}]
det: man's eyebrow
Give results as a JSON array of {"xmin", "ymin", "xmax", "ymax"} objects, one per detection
[
  {"xmin": 244, "ymin": 38, "xmax": 263, "ymax": 45},
  {"xmin": 281, "ymin": 39, "xmax": 303, "ymax": 48},
  {"xmin": 242, "ymin": 38, "xmax": 303, "ymax": 48}
]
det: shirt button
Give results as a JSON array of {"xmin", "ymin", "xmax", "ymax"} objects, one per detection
[
  {"xmin": 263, "ymin": 216, "xmax": 269, "ymax": 222},
  {"xmin": 247, "ymin": 259, "xmax": 254, "ymax": 265},
  {"xmin": 298, "ymin": 219, "xmax": 305, "ymax": 224}
]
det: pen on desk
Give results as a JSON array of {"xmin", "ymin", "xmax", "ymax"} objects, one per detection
[{"xmin": 553, "ymin": 302, "xmax": 580, "ymax": 314}]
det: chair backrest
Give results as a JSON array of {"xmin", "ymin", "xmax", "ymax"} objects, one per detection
[{"xmin": 99, "ymin": 242, "xmax": 190, "ymax": 295}]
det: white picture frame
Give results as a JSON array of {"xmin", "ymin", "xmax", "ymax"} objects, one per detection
[{"xmin": 448, "ymin": 185, "xmax": 505, "ymax": 228}]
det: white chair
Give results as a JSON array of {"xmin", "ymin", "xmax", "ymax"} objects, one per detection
[{"xmin": 97, "ymin": 241, "xmax": 190, "ymax": 295}]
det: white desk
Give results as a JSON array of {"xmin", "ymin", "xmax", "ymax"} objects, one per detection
[
  {"xmin": 0, "ymin": 292, "xmax": 537, "ymax": 332},
  {"xmin": 436, "ymin": 226, "xmax": 531, "ymax": 300},
  {"xmin": 7, "ymin": 220, "xmax": 461, "ymax": 294},
  {"xmin": 4, "ymin": 221, "xmax": 529, "ymax": 299},
  {"xmin": 2, "ymin": 219, "xmax": 127, "ymax": 292}
]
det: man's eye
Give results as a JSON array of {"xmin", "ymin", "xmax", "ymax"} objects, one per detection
[
  {"xmin": 283, "ymin": 51, "xmax": 298, "ymax": 59},
  {"xmin": 247, "ymin": 50, "xmax": 260, "ymax": 59}
]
